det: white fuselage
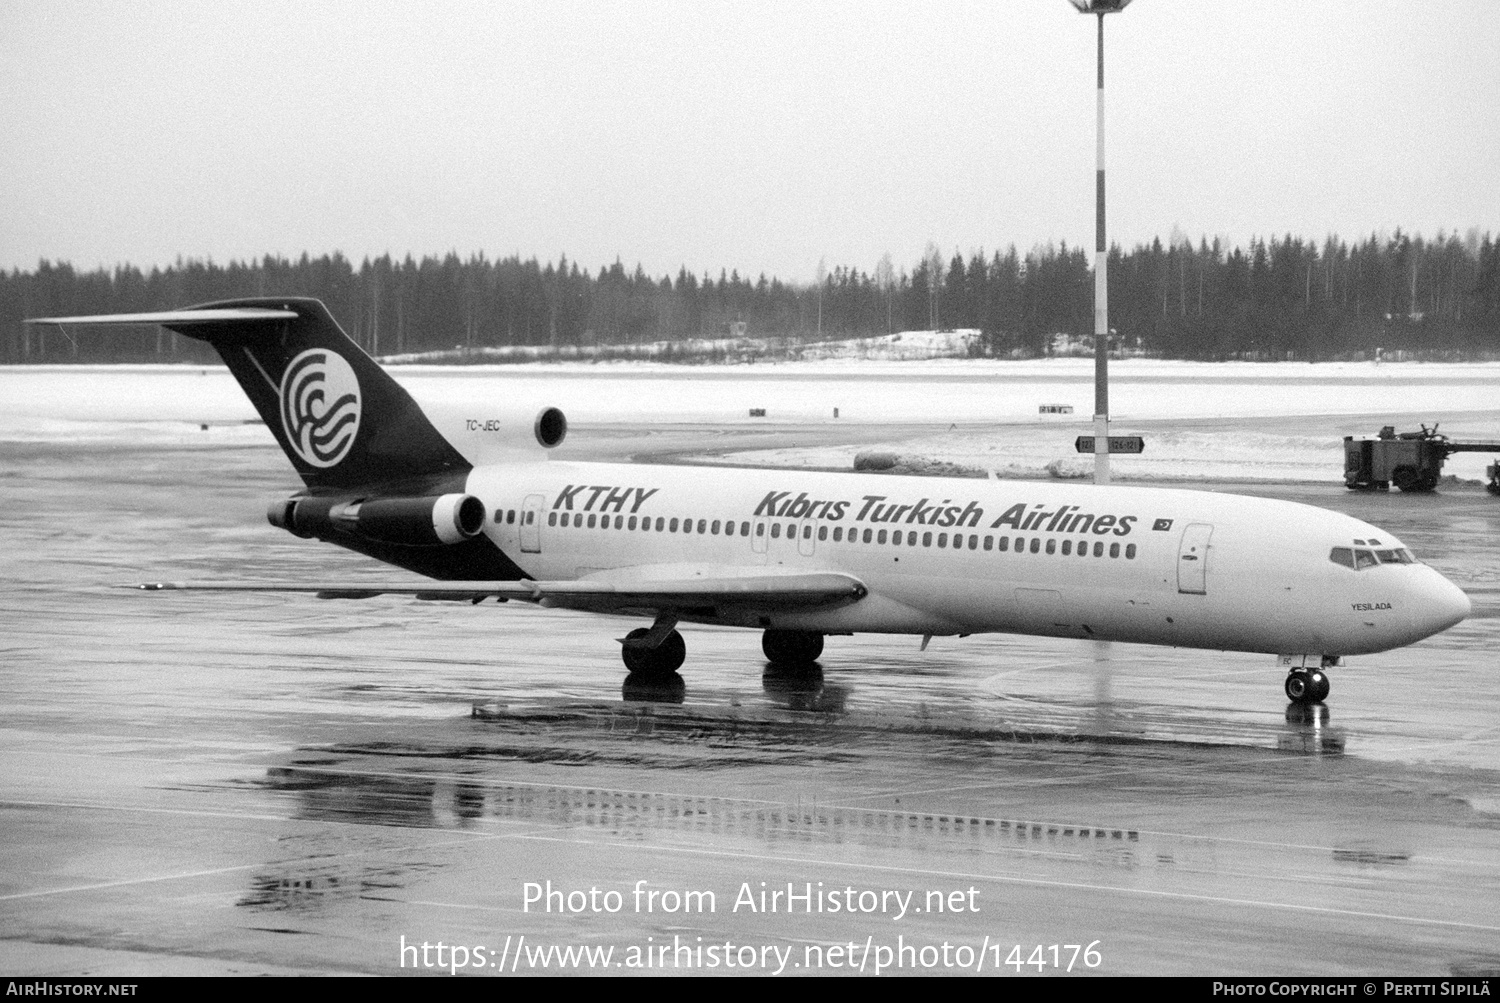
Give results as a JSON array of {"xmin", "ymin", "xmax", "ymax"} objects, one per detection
[{"xmin": 464, "ymin": 460, "xmax": 1471, "ymax": 657}]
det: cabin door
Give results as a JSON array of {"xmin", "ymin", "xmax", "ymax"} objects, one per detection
[
  {"xmin": 1176, "ymin": 523, "xmax": 1213, "ymax": 594},
  {"xmin": 797, "ymin": 518, "xmax": 817, "ymax": 557},
  {"xmin": 520, "ymin": 494, "xmax": 544, "ymax": 553},
  {"xmin": 749, "ymin": 518, "xmax": 769, "ymax": 564}
]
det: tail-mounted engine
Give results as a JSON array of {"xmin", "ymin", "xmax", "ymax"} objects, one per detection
[{"xmin": 269, "ymin": 492, "xmax": 486, "ymax": 546}]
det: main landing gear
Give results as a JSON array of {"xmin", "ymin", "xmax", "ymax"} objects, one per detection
[
  {"xmin": 1284, "ymin": 668, "xmax": 1331, "ymax": 705},
  {"xmin": 620, "ymin": 626, "xmax": 686, "ymax": 678},
  {"xmin": 618, "ymin": 624, "xmax": 828, "ymax": 680},
  {"xmin": 761, "ymin": 629, "xmax": 824, "ymax": 667}
]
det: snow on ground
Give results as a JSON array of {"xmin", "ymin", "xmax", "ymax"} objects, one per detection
[
  {"xmin": 2, "ymin": 359, "xmax": 1496, "ymax": 483},
  {"xmin": 728, "ymin": 427, "xmax": 1352, "ymax": 484}
]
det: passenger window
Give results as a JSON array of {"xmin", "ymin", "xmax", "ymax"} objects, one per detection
[
  {"xmin": 802, "ymin": 525, "xmax": 811, "ymax": 539},
  {"xmin": 863, "ymin": 529, "xmax": 873, "ymax": 543},
  {"xmin": 969, "ymin": 535, "xmax": 978, "ymax": 550},
  {"xmin": 771, "ymin": 524, "xmax": 781, "ymax": 539},
  {"xmin": 1079, "ymin": 540, "xmax": 1089, "ymax": 557},
  {"xmin": 755, "ymin": 522, "xmax": 764, "ymax": 537},
  {"xmin": 1109, "ymin": 543, "xmax": 1120, "ymax": 558},
  {"xmin": 1354, "ymin": 549, "xmax": 1378, "ymax": 570},
  {"xmin": 983, "ymin": 536, "xmax": 992, "ymax": 551},
  {"xmin": 833, "ymin": 527, "xmax": 843, "ymax": 542},
  {"xmin": 655, "ymin": 517, "xmax": 664, "ymax": 531},
  {"xmin": 587, "ymin": 514, "xmax": 596, "ymax": 528},
  {"xmin": 922, "ymin": 532, "xmax": 932, "ymax": 547},
  {"xmin": 1062, "ymin": 540, "xmax": 1071, "ymax": 555},
  {"xmin": 877, "ymin": 530, "xmax": 887, "ymax": 544},
  {"xmin": 1093, "ymin": 541, "xmax": 1103, "ymax": 557},
  {"xmin": 711, "ymin": 520, "xmax": 720, "ymax": 535},
  {"xmin": 1030, "ymin": 539, "xmax": 1040, "ymax": 554},
  {"xmin": 818, "ymin": 526, "xmax": 827, "ymax": 541},
  {"xmin": 669, "ymin": 518, "xmax": 679, "ymax": 532},
  {"xmin": 740, "ymin": 522, "xmax": 750, "ymax": 536},
  {"xmin": 938, "ymin": 533, "xmax": 948, "ymax": 548},
  {"xmin": 628, "ymin": 516, "xmax": 637, "ymax": 530},
  {"xmin": 698, "ymin": 519, "xmax": 707, "ymax": 534},
  {"xmin": 1016, "ymin": 537, "xmax": 1025, "ymax": 552},
  {"xmin": 1045, "ymin": 539, "xmax": 1056, "ymax": 555},
  {"xmin": 907, "ymin": 531, "xmax": 917, "ymax": 546},
  {"xmin": 1125, "ymin": 543, "xmax": 1136, "ymax": 559},
  {"xmin": 998, "ymin": 536, "xmax": 1009, "ymax": 552},
  {"xmin": 547, "ymin": 512, "xmax": 557, "ymax": 527}
]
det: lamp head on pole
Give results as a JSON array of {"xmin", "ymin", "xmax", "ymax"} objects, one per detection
[{"xmin": 1067, "ymin": 0, "xmax": 1132, "ymax": 12}]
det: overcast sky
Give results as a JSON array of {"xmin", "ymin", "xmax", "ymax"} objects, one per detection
[{"xmin": 3, "ymin": 1, "xmax": 1496, "ymax": 281}]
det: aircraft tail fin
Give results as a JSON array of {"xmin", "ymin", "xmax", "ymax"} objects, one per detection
[{"xmin": 28, "ymin": 298, "xmax": 467, "ymax": 491}]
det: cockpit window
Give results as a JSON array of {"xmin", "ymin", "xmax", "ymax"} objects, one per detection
[{"xmin": 1332, "ymin": 545, "xmax": 1416, "ymax": 570}]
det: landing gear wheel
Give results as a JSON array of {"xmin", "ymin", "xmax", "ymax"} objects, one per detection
[
  {"xmin": 1285, "ymin": 670, "xmax": 1312, "ymax": 704},
  {"xmin": 621, "ymin": 627, "xmax": 686, "ymax": 678},
  {"xmin": 1309, "ymin": 670, "xmax": 1331, "ymax": 702},
  {"xmin": 761, "ymin": 629, "xmax": 824, "ymax": 666}
]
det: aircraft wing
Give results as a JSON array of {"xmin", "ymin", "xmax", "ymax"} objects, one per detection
[{"xmin": 134, "ymin": 570, "xmax": 868, "ymax": 614}]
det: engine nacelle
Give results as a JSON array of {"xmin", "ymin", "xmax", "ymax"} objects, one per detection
[
  {"xmin": 424, "ymin": 402, "xmax": 568, "ymax": 461},
  {"xmin": 534, "ymin": 406, "xmax": 567, "ymax": 448},
  {"xmin": 269, "ymin": 492, "xmax": 487, "ymax": 546}
]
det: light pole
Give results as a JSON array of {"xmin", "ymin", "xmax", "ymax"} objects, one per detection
[{"xmin": 1068, "ymin": 0, "xmax": 1131, "ymax": 485}]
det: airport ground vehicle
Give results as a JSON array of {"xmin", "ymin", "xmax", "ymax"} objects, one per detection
[{"xmin": 1344, "ymin": 424, "xmax": 1500, "ymax": 493}]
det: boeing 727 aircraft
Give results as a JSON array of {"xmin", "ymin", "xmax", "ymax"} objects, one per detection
[{"xmin": 29, "ymin": 299, "xmax": 1471, "ymax": 705}]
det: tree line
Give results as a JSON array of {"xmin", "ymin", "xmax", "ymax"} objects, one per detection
[{"xmin": 3, "ymin": 229, "xmax": 1497, "ymax": 364}]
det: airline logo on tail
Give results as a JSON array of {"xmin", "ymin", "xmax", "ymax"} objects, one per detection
[{"xmin": 279, "ymin": 349, "xmax": 361, "ymax": 467}]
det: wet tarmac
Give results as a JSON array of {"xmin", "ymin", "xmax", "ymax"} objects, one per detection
[{"xmin": 2, "ymin": 428, "xmax": 1499, "ymax": 976}]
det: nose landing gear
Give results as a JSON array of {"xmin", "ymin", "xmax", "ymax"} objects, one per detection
[{"xmin": 1284, "ymin": 668, "xmax": 1331, "ymax": 704}]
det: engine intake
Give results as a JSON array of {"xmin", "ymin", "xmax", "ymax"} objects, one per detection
[
  {"xmin": 534, "ymin": 407, "xmax": 567, "ymax": 448},
  {"xmin": 269, "ymin": 492, "xmax": 486, "ymax": 546}
]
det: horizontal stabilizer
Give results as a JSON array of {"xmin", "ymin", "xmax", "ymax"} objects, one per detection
[
  {"xmin": 134, "ymin": 572, "xmax": 868, "ymax": 614},
  {"xmin": 27, "ymin": 308, "xmax": 298, "ymax": 326}
]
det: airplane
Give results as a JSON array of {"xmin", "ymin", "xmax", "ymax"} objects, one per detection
[{"xmin": 29, "ymin": 297, "xmax": 1471, "ymax": 705}]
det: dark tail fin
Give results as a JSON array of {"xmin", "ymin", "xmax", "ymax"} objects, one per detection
[{"xmin": 159, "ymin": 297, "xmax": 467, "ymax": 491}]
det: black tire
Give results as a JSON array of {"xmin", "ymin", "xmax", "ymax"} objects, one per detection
[
  {"xmin": 621, "ymin": 628, "xmax": 686, "ymax": 677},
  {"xmin": 761, "ymin": 629, "xmax": 824, "ymax": 665},
  {"xmin": 1284, "ymin": 670, "xmax": 1312, "ymax": 704},
  {"xmin": 1311, "ymin": 671, "xmax": 1331, "ymax": 703},
  {"xmin": 1392, "ymin": 466, "xmax": 1420, "ymax": 492}
]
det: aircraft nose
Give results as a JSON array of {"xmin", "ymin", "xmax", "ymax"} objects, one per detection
[{"xmin": 1410, "ymin": 568, "xmax": 1471, "ymax": 638}]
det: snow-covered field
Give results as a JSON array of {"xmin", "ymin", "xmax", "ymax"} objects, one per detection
[{"xmin": 3, "ymin": 358, "xmax": 1496, "ymax": 484}]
